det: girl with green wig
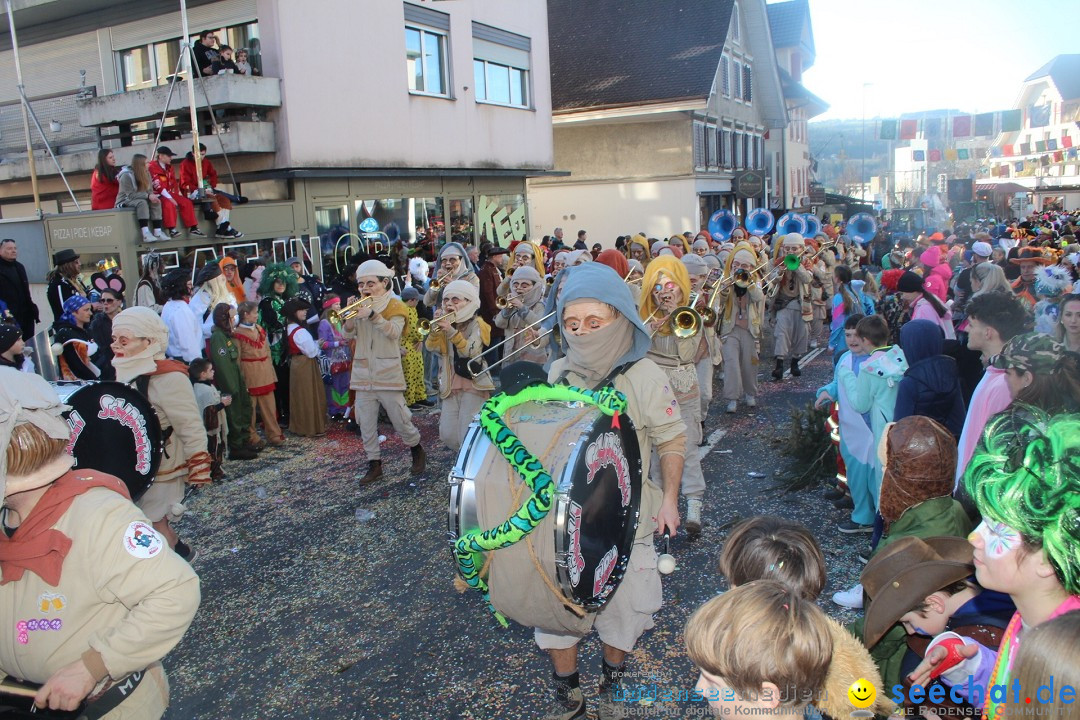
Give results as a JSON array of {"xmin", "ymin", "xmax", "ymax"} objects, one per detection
[
  {"xmin": 910, "ymin": 407, "xmax": 1080, "ymax": 720},
  {"xmin": 258, "ymin": 263, "xmax": 299, "ymax": 421}
]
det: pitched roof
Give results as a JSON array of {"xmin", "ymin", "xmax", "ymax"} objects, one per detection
[
  {"xmin": 766, "ymin": 0, "xmax": 807, "ymax": 49},
  {"xmin": 1024, "ymin": 55, "xmax": 1080, "ymax": 101},
  {"xmin": 547, "ymin": 0, "xmax": 734, "ymax": 112}
]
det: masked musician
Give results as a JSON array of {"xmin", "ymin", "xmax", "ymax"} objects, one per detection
[
  {"xmin": 716, "ymin": 243, "xmax": 766, "ymax": 412},
  {"xmin": 0, "ymin": 370, "xmax": 200, "ymax": 718},
  {"xmin": 625, "ymin": 234, "xmax": 650, "ymax": 267},
  {"xmin": 691, "ymin": 235, "xmax": 710, "ymax": 257},
  {"xmin": 681, "ymin": 254, "xmax": 720, "ymax": 425},
  {"xmin": 426, "ymin": 280, "xmax": 494, "ymax": 451},
  {"xmin": 111, "ymin": 307, "xmax": 211, "ymax": 562},
  {"xmin": 639, "ymin": 256, "xmax": 708, "ymax": 538},
  {"xmin": 534, "ymin": 263, "xmax": 684, "ymax": 720},
  {"xmin": 493, "ymin": 266, "xmax": 550, "ymax": 368},
  {"xmin": 549, "ymin": 250, "xmax": 569, "ymax": 280},
  {"xmin": 768, "ymin": 233, "xmax": 816, "ymax": 381},
  {"xmin": 423, "ymin": 242, "xmax": 478, "ymax": 309},
  {"xmin": 497, "ymin": 241, "xmax": 546, "ymax": 300},
  {"xmin": 344, "ymin": 260, "xmax": 426, "ymax": 485}
]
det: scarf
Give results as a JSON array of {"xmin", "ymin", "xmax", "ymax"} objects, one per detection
[
  {"xmin": 508, "ymin": 267, "xmax": 544, "ymax": 308},
  {"xmin": 563, "ymin": 315, "xmax": 633, "ymax": 385},
  {"xmin": 112, "ymin": 307, "xmax": 170, "ymax": 382},
  {"xmin": 59, "ymin": 295, "xmax": 90, "ymax": 327},
  {"xmin": 0, "ymin": 470, "xmax": 130, "ymax": 586}
]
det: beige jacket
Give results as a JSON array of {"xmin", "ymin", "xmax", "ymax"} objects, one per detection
[
  {"xmin": 549, "ymin": 357, "xmax": 686, "ymax": 541},
  {"xmin": 716, "ymin": 284, "xmax": 766, "ymax": 340},
  {"xmin": 146, "ymin": 369, "xmax": 210, "ymax": 484},
  {"xmin": 425, "ymin": 317, "xmax": 495, "ymax": 398},
  {"xmin": 0, "ymin": 486, "xmax": 200, "ymax": 698},
  {"xmin": 344, "ymin": 299, "xmax": 408, "ymax": 391},
  {"xmin": 493, "ymin": 300, "xmax": 548, "ymax": 366}
]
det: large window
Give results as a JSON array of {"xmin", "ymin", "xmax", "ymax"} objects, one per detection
[
  {"xmin": 119, "ymin": 21, "xmax": 259, "ymax": 91},
  {"xmin": 405, "ymin": 26, "xmax": 448, "ymax": 96},
  {"xmin": 472, "ymin": 23, "xmax": 531, "ymax": 109}
]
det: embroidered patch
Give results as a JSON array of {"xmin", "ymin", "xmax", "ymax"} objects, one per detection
[
  {"xmin": 16, "ymin": 618, "xmax": 62, "ymax": 644},
  {"xmin": 37, "ymin": 593, "xmax": 66, "ymax": 613},
  {"xmin": 123, "ymin": 521, "xmax": 164, "ymax": 559},
  {"xmin": 665, "ymin": 407, "xmax": 673, "ymax": 416}
]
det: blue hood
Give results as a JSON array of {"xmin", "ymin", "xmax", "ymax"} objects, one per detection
[
  {"xmin": 900, "ymin": 319, "xmax": 944, "ymax": 365},
  {"xmin": 557, "ymin": 263, "xmax": 650, "ymax": 367}
]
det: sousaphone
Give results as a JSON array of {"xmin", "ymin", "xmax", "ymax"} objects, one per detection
[
  {"xmin": 776, "ymin": 212, "xmax": 808, "ymax": 237},
  {"xmin": 745, "ymin": 208, "xmax": 775, "ymax": 237},
  {"xmin": 708, "ymin": 209, "xmax": 737, "ymax": 242}
]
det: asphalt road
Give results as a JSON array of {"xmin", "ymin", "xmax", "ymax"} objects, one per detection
[{"xmin": 163, "ymin": 338, "xmax": 866, "ymax": 720}]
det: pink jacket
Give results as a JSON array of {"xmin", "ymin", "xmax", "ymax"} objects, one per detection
[{"xmin": 954, "ymin": 367, "xmax": 1011, "ymax": 488}]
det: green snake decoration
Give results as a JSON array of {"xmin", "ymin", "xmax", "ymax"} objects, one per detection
[{"xmin": 455, "ymin": 382, "xmax": 628, "ymax": 625}]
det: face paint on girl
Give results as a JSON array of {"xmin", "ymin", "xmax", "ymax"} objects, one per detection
[{"xmin": 970, "ymin": 520, "xmax": 1021, "ymax": 559}]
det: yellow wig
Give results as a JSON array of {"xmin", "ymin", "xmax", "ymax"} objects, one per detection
[{"xmin": 640, "ymin": 255, "xmax": 691, "ymax": 334}]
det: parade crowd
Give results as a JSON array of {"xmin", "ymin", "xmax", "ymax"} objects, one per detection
[{"xmin": 0, "ymin": 209, "xmax": 1078, "ymax": 719}]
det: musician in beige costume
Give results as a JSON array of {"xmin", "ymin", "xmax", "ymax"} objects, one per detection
[
  {"xmin": 716, "ymin": 243, "xmax": 766, "ymax": 412},
  {"xmin": 344, "ymin": 259, "xmax": 426, "ymax": 485},
  {"xmin": 767, "ymin": 233, "xmax": 817, "ymax": 380},
  {"xmin": 535, "ymin": 263, "xmax": 685, "ymax": 720},
  {"xmin": 0, "ymin": 369, "xmax": 199, "ymax": 718}
]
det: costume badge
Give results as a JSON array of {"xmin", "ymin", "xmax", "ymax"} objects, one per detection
[{"xmin": 123, "ymin": 521, "xmax": 164, "ymax": 559}]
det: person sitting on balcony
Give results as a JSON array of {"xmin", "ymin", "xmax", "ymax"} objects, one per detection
[
  {"xmin": 180, "ymin": 144, "xmax": 243, "ymax": 239},
  {"xmin": 116, "ymin": 154, "xmax": 168, "ymax": 243},
  {"xmin": 191, "ymin": 30, "xmax": 219, "ymax": 77},
  {"xmin": 235, "ymin": 48, "xmax": 259, "ymax": 76},
  {"xmin": 210, "ymin": 45, "xmax": 240, "ymax": 75},
  {"xmin": 90, "ymin": 149, "xmax": 119, "ymax": 211},
  {"xmin": 149, "ymin": 146, "xmax": 204, "ymax": 239}
]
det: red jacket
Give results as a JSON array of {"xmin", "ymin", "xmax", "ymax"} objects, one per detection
[
  {"xmin": 148, "ymin": 160, "xmax": 181, "ymax": 201},
  {"xmin": 90, "ymin": 170, "xmax": 119, "ymax": 210},
  {"xmin": 179, "ymin": 156, "xmax": 219, "ymax": 195}
]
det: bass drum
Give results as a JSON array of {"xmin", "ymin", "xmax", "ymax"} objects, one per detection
[
  {"xmin": 50, "ymin": 381, "xmax": 163, "ymax": 501},
  {"xmin": 449, "ymin": 401, "xmax": 642, "ymax": 633}
]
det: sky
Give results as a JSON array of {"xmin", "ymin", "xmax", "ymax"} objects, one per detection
[{"xmin": 796, "ymin": 0, "xmax": 1077, "ymax": 122}]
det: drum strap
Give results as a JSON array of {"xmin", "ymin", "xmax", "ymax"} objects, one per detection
[{"xmin": 556, "ymin": 361, "xmax": 633, "ymax": 392}]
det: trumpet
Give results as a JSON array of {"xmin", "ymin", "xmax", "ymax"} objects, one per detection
[
  {"xmin": 329, "ymin": 296, "xmax": 373, "ymax": 323},
  {"xmin": 418, "ymin": 311, "xmax": 458, "ymax": 338},
  {"xmin": 496, "ymin": 293, "xmax": 521, "ymax": 309},
  {"xmin": 466, "ymin": 309, "xmax": 557, "ymax": 377},
  {"xmin": 429, "ymin": 270, "xmax": 455, "ymax": 292},
  {"xmin": 622, "ymin": 268, "xmax": 644, "ymax": 286}
]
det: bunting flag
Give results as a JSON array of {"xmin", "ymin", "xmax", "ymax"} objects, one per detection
[
  {"xmin": 1020, "ymin": 143, "xmax": 1031, "ymax": 155},
  {"xmin": 974, "ymin": 112, "xmax": 995, "ymax": 136},
  {"xmin": 929, "ymin": 149, "xmax": 942, "ymax": 162},
  {"xmin": 1063, "ymin": 136, "xmax": 1074, "ymax": 149},
  {"xmin": 912, "ymin": 149, "xmax": 925, "ymax": 161},
  {"xmin": 1015, "ymin": 161, "xmax": 1025, "ymax": 172},
  {"xmin": 953, "ymin": 115, "xmax": 972, "ymax": 137},
  {"xmin": 1040, "ymin": 155, "xmax": 1051, "ymax": 166},
  {"xmin": 924, "ymin": 117, "xmax": 942, "ymax": 139},
  {"xmin": 1069, "ymin": 148, "xmax": 1079, "ymax": 159},
  {"xmin": 990, "ymin": 147, "xmax": 1003, "ymax": 158},
  {"xmin": 1048, "ymin": 139, "xmax": 1058, "ymax": 151},
  {"xmin": 945, "ymin": 149, "xmax": 959, "ymax": 161},
  {"xmin": 1004, "ymin": 144, "xmax": 1014, "ymax": 156},
  {"xmin": 1054, "ymin": 150, "xmax": 1064, "ymax": 163},
  {"xmin": 1035, "ymin": 140, "xmax": 1047, "ymax": 153},
  {"xmin": 958, "ymin": 149, "xmax": 970, "ymax": 160},
  {"xmin": 879, "ymin": 119, "xmax": 897, "ymax": 140},
  {"xmin": 1000, "ymin": 109, "xmax": 1022, "ymax": 132},
  {"xmin": 1029, "ymin": 104, "xmax": 1051, "ymax": 128},
  {"xmin": 900, "ymin": 119, "xmax": 918, "ymax": 140},
  {"xmin": 998, "ymin": 165, "xmax": 1010, "ymax": 177}
]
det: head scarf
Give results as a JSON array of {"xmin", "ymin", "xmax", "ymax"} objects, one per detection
[
  {"xmin": 511, "ymin": 241, "xmax": 547, "ymax": 277},
  {"xmin": 627, "ymin": 234, "xmax": 650, "ymax": 261},
  {"xmin": 58, "ymin": 295, "xmax": 90, "ymax": 327},
  {"xmin": 443, "ymin": 279, "xmax": 480, "ymax": 321},
  {"xmin": 669, "ymin": 234, "xmax": 692, "ymax": 255},
  {"xmin": 557, "ymin": 264, "xmax": 650, "ymax": 384},
  {"xmin": 356, "ymin": 259, "xmax": 394, "ymax": 279},
  {"xmin": 639, "ymin": 256, "xmax": 691, "ymax": 332},
  {"xmin": 596, "ymin": 249, "xmax": 630, "ymax": 279},
  {"xmin": 627, "ymin": 259, "xmax": 644, "ymax": 275},
  {"xmin": 508, "ymin": 266, "xmax": 544, "ymax": 307},
  {"xmin": 692, "ymin": 238, "xmax": 710, "ymax": 253},
  {"xmin": 566, "ymin": 249, "xmax": 591, "ymax": 266},
  {"xmin": 650, "ymin": 240, "xmax": 666, "ymax": 257},
  {"xmin": 111, "ymin": 307, "xmax": 169, "ymax": 382},
  {"xmin": 680, "ymin": 253, "xmax": 707, "ymax": 279},
  {"xmin": 437, "ymin": 242, "xmax": 470, "ymax": 281},
  {"xmin": 702, "ymin": 254, "xmax": 721, "ymax": 271},
  {"xmin": 553, "ymin": 250, "xmax": 571, "ymax": 267}
]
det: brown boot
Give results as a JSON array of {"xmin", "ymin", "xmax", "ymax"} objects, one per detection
[
  {"xmin": 360, "ymin": 460, "xmax": 383, "ymax": 485},
  {"xmin": 410, "ymin": 444, "xmax": 426, "ymax": 475}
]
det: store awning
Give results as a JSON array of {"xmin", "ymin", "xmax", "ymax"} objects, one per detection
[{"xmin": 975, "ymin": 182, "xmax": 1030, "ymax": 194}]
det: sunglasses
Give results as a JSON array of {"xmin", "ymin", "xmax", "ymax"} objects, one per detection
[{"xmin": 653, "ymin": 281, "xmax": 678, "ymax": 294}]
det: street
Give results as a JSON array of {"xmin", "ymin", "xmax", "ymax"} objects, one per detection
[{"xmin": 163, "ymin": 347, "xmax": 864, "ymax": 720}]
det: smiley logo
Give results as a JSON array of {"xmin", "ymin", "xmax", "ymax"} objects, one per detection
[{"xmin": 847, "ymin": 678, "xmax": 876, "ymax": 709}]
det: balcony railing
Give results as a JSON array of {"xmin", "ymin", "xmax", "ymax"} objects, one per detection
[{"xmin": 0, "ymin": 88, "xmax": 99, "ymax": 157}]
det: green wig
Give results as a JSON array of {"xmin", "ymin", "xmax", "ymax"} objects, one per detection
[
  {"xmin": 964, "ymin": 405, "xmax": 1080, "ymax": 595},
  {"xmin": 258, "ymin": 263, "xmax": 298, "ymax": 298}
]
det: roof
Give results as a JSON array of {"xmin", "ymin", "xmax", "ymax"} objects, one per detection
[
  {"xmin": 766, "ymin": 0, "xmax": 808, "ymax": 49},
  {"xmin": 547, "ymin": 0, "xmax": 734, "ymax": 112},
  {"xmin": 1024, "ymin": 54, "xmax": 1080, "ymax": 101},
  {"xmin": 777, "ymin": 67, "xmax": 828, "ymax": 117}
]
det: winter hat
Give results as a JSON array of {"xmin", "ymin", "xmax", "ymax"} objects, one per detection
[
  {"xmin": 878, "ymin": 416, "xmax": 957, "ymax": 525},
  {"xmin": 896, "ymin": 271, "xmax": 924, "ymax": 293},
  {"xmin": 400, "ymin": 286, "xmax": 420, "ymax": 301},
  {"xmin": 971, "ymin": 241, "xmax": 993, "ymax": 258},
  {"xmin": 356, "ymin": 259, "xmax": 394, "ymax": 278},
  {"xmin": 680, "ymin": 253, "xmax": 707, "ymax": 277},
  {"xmin": 0, "ymin": 325, "xmax": 21, "ymax": 354},
  {"xmin": 919, "ymin": 247, "xmax": 942, "ymax": 268}
]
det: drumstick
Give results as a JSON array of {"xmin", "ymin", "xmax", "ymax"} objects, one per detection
[
  {"xmin": 657, "ymin": 533, "xmax": 676, "ymax": 575},
  {"xmin": 0, "ymin": 679, "xmax": 40, "ymax": 698}
]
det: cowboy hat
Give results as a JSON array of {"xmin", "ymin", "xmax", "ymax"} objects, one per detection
[
  {"xmin": 860, "ymin": 536, "xmax": 974, "ymax": 649},
  {"xmin": 1009, "ymin": 247, "xmax": 1053, "ymax": 265}
]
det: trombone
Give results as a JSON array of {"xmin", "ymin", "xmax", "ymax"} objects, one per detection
[
  {"xmin": 429, "ymin": 270, "xmax": 455, "ymax": 291},
  {"xmin": 329, "ymin": 296, "xmax": 374, "ymax": 323},
  {"xmin": 644, "ymin": 303, "xmax": 702, "ymax": 339},
  {"xmin": 418, "ymin": 311, "xmax": 458, "ymax": 338},
  {"xmin": 466, "ymin": 309, "xmax": 557, "ymax": 377}
]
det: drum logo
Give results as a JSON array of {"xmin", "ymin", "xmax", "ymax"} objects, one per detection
[
  {"xmin": 585, "ymin": 432, "xmax": 632, "ymax": 507},
  {"xmin": 97, "ymin": 394, "xmax": 153, "ymax": 475},
  {"xmin": 567, "ymin": 501, "xmax": 585, "ymax": 588},
  {"xmin": 65, "ymin": 409, "xmax": 86, "ymax": 457},
  {"xmin": 593, "ymin": 545, "xmax": 619, "ymax": 600}
]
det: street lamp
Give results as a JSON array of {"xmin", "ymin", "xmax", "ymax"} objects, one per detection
[{"xmin": 860, "ymin": 83, "xmax": 871, "ymax": 203}]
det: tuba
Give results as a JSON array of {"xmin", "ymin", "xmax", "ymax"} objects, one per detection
[
  {"xmin": 707, "ymin": 209, "xmax": 737, "ymax": 242},
  {"xmin": 776, "ymin": 212, "xmax": 808, "ymax": 237},
  {"xmin": 745, "ymin": 208, "xmax": 775, "ymax": 237}
]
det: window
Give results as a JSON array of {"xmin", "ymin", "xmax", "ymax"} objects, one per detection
[
  {"xmin": 733, "ymin": 62, "xmax": 742, "ymax": 101},
  {"xmin": 473, "ymin": 23, "xmax": 531, "ymax": 109},
  {"xmin": 406, "ymin": 26, "xmax": 448, "ymax": 95},
  {"xmin": 118, "ymin": 21, "xmax": 259, "ymax": 92},
  {"xmin": 731, "ymin": 2, "xmax": 740, "ymax": 43},
  {"xmin": 693, "ymin": 121, "xmax": 706, "ymax": 169},
  {"xmin": 720, "ymin": 57, "xmax": 730, "ymax": 97},
  {"xmin": 743, "ymin": 65, "xmax": 752, "ymax": 103}
]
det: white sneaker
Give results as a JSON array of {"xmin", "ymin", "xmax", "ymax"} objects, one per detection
[
  {"xmin": 725, "ymin": 401, "xmax": 737, "ymax": 413},
  {"xmin": 141, "ymin": 227, "xmax": 155, "ymax": 243},
  {"xmin": 685, "ymin": 497, "xmax": 703, "ymax": 538},
  {"xmin": 832, "ymin": 583, "xmax": 864, "ymax": 609},
  {"xmin": 744, "ymin": 395, "xmax": 756, "ymax": 407},
  {"xmin": 810, "ymin": 340, "xmax": 819, "ymax": 349},
  {"xmin": 153, "ymin": 228, "xmax": 170, "ymax": 241}
]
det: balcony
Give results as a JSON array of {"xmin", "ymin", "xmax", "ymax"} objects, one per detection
[{"xmin": 76, "ymin": 74, "xmax": 281, "ymax": 128}]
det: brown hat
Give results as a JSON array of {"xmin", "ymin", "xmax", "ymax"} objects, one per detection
[
  {"xmin": 1009, "ymin": 247, "xmax": 1053, "ymax": 266},
  {"xmin": 860, "ymin": 536, "xmax": 974, "ymax": 649},
  {"xmin": 878, "ymin": 416, "xmax": 957, "ymax": 525}
]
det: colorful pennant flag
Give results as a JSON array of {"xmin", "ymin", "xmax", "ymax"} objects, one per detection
[
  {"xmin": 1063, "ymin": 135, "xmax": 1074, "ymax": 149},
  {"xmin": 879, "ymin": 119, "xmax": 897, "ymax": 140},
  {"xmin": 1054, "ymin": 151, "xmax": 1064, "ymax": 162},
  {"xmin": 900, "ymin": 119, "xmax": 919, "ymax": 140},
  {"xmin": 1069, "ymin": 148, "xmax": 1079, "ymax": 159},
  {"xmin": 1035, "ymin": 140, "xmax": 1047, "ymax": 153},
  {"xmin": 1029, "ymin": 104, "xmax": 1051, "ymax": 128},
  {"xmin": 957, "ymin": 149, "xmax": 970, "ymax": 160},
  {"xmin": 1040, "ymin": 155, "xmax": 1051, "ymax": 166},
  {"xmin": 912, "ymin": 149, "xmax": 925, "ymax": 161},
  {"xmin": 1048, "ymin": 139, "xmax": 1058, "ymax": 151},
  {"xmin": 1004, "ymin": 144, "xmax": 1014, "ymax": 156},
  {"xmin": 953, "ymin": 115, "xmax": 972, "ymax": 137},
  {"xmin": 929, "ymin": 149, "xmax": 942, "ymax": 162},
  {"xmin": 1000, "ymin": 109, "xmax": 1022, "ymax": 132},
  {"xmin": 1015, "ymin": 161, "xmax": 1025, "ymax": 172},
  {"xmin": 945, "ymin": 149, "xmax": 959, "ymax": 161},
  {"xmin": 974, "ymin": 113, "xmax": 995, "ymax": 136},
  {"xmin": 990, "ymin": 147, "xmax": 1002, "ymax": 158},
  {"xmin": 1020, "ymin": 143, "xmax": 1031, "ymax": 155},
  {"xmin": 924, "ymin": 117, "xmax": 942, "ymax": 139}
]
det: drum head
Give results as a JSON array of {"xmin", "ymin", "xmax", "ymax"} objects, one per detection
[
  {"xmin": 557, "ymin": 413, "xmax": 642, "ymax": 609},
  {"xmin": 56, "ymin": 382, "xmax": 163, "ymax": 501}
]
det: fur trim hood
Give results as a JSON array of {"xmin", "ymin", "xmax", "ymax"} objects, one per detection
[{"xmin": 815, "ymin": 616, "xmax": 896, "ymax": 719}]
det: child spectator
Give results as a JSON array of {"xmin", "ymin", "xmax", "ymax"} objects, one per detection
[
  {"xmin": 816, "ymin": 314, "xmax": 875, "ymax": 532},
  {"xmin": 910, "ymin": 411, "xmax": 1080, "ymax": 720},
  {"xmin": 895, "ymin": 319, "xmax": 966, "ymax": 438},
  {"xmin": 233, "ymin": 301, "xmax": 285, "ymax": 446},
  {"xmin": 149, "ymin": 146, "xmax": 203, "ymax": 239},
  {"xmin": 317, "ymin": 295, "xmax": 352, "ymax": 419},
  {"xmin": 235, "ymin": 48, "xmax": 259, "ymax": 76},
  {"xmin": 209, "ymin": 303, "xmax": 258, "ymax": 460},
  {"xmin": 717, "ymin": 516, "xmax": 893, "ymax": 719},
  {"xmin": 283, "ymin": 298, "xmax": 326, "ymax": 437},
  {"xmin": 179, "ymin": 144, "xmax": 243, "ymax": 240},
  {"xmin": 878, "ymin": 269, "xmax": 909, "ymax": 346},
  {"xmin": 860, "ymin": 536, "xmax": 1013, "ymax": 718},
  {"xmin": 898, "ymin": 271, "xmax": 955, "ymax": 340},
  {"xmin": 684, "ymin": 581, "xmax": 833, "ymax": 719},
  {"xmin": 0, "ymin": 324, "xmax": 31, "ymax": 371},
  {"xmin": 1002, "ymin": 612, "xmax": 1080, "ymax": 718},
  {"xmin": 424, "ymin": 280, "xmax": 493, "ymax": 452},
  {"xmin": 189, "ymin": 358, "xmax": 229, "ymax": 479},
  {"xmin": 399, "ymin": 287, "xmax": 428, "ymax": 408},
  {"xmin": 115, "ymin": 154, "xmax": 168, "ymax": 243},
  {"xmin": 90, "ymin": 148, "xmax": 119, "ymax": 211},
  {"xmin": 211, "ymin": 45, "xmax": 240, "ymax": 75},
  {"xmin": 829, "ymin": 265, "xmax": 860, "ymax": 363}
]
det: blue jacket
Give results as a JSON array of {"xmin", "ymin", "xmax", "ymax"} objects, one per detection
[{"xmin": 894, "ymin": 320, "xmax": 966, "ymax": 438}]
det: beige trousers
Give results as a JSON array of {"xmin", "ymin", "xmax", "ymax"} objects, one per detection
[
  {"xmin": 721, "ymin": 325, "xmax": 759, "ymax": 402},
  {"xmin": 250, "ymin": 392, "xmax": 284, "ymax": 443},
  {"xmin": 773, "ymin": 302, "xmax": 808, "ymax": 359},
  {"xmin": 439, "ymin": 390, "xmax": 488, "ymax": 452},
  {"xmin": 355, "ymin": 389, "xmax": 421, "ymax": 460}
]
